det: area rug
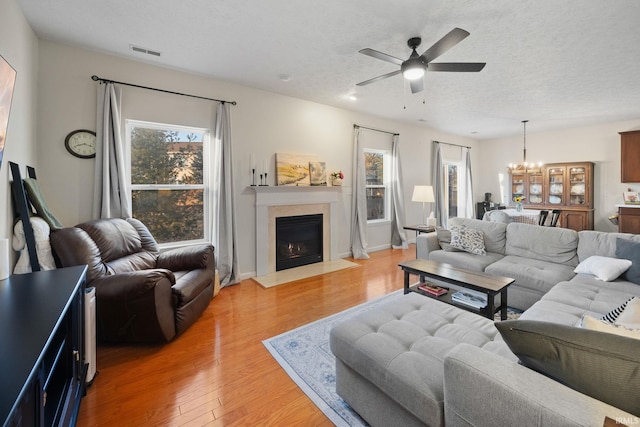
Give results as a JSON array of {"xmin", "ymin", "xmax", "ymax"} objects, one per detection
[{"xmin": 263, "ymin": 291, "xmax": 522, "ymax": 426}]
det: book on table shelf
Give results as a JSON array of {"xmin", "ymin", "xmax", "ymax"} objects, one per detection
[
  {"xmin": 451, "ymin": 289, "xmax": 487, "ymax": 309},
  {"xmin": 417, "ymin": 282, "xmax": 448, "ymax": 296}
]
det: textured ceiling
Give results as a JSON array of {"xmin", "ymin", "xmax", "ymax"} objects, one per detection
[{"xmin": 15, "ymin": 0, "xmax": 640, "ymax": 139}]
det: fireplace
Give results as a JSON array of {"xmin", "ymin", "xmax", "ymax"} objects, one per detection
[
  {"xmin": 276, "ymin": 214, "xmax": 323, "ymax": 271},
  {"xmin": 253, "ymin": 186, "xmax": 340, "ymax": 277}
]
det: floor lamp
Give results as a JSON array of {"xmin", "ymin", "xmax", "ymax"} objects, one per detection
[{"xmin": 412, "ymin": 185, "xmax": 435, "ymax": 226}]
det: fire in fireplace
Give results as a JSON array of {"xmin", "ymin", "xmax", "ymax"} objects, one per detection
[{"xmin": 276, "ymin": 214, "xmax": 323, "ymax": 271}]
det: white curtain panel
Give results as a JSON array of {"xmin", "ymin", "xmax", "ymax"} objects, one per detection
[
  {"xmin": 93, "ymin": 82, "xmax": 131, "ymax": 219},
  {"xmin": 463, "ymin": 147, "xmax": 474, "ymax": 219},
  {"xmin": 390, "ymin": 134, "xmax": 408, "ymax": 249},
  {"xmin": 212, "ymin": 103, "xmax": 239, "ymax": 286},
  {"xmin": 351, "ymin": 127, "xmax": 369, "ymax": 259},
  {"xmin": 432, "ymin": 142, "xmax": 447, "ymax": 228}
]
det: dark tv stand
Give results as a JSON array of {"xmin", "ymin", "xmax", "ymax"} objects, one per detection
[{"xmin": 0, "ymin": 266, "xmax": 88, "ymax": 426}]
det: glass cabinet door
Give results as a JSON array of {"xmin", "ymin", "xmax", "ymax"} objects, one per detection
[
  {"xmin": 569, "ymin": 166, "xmax": 587, "ymax": 206},
  {"xmin": 511, "ymin": 173, "xmax": 525, "ymax": 201},
  {"xmin": 528, "ymin": 172, "xmax": 543, "ymax": 204},
  {"xmin": 547, "ymin": 167, "xmax": 564, "ymax": 205}
]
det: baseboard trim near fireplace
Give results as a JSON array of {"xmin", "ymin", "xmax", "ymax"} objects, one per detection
[{"xmin": 252, "ymin": 259, "xmax": 360, "ymax": 289}]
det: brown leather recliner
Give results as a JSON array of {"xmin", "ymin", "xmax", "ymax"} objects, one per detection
[{"xmin": 50, "ymin": 218, "xmax": 216, "ymax": 343}]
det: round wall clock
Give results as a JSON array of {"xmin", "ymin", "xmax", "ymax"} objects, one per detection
[{"xmin": 64, "ymin": 129, "xmax": 96, "ymax": 159}]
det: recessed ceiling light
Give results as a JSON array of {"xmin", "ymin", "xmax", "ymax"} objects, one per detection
[
  {"xmin": 278, "ymin": 74, "xmax": 292, "ymax": 82},
  {"xmin": 348, "ymin": 95, "xmax": 357, "ymax": 101}
]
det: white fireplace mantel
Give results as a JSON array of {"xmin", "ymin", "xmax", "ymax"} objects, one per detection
[{"xmin": 252, "ymin": 186, "xmax": 342, "ymax": 276}]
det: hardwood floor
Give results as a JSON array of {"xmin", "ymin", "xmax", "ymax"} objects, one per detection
[{"xmin": 77, "ymin": 247, "xmax": 415, "ymax": 426}]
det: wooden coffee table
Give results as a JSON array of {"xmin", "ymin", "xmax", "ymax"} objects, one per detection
[{"xmin": 398, "ymin": 259, "xmax": 514, "ymax": 320}]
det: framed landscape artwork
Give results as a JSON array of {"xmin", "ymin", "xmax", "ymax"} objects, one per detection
[
  {"xmin": 0, "ymin": 54, "xmax": 17, "ymax": 171},
  {"xmin": 276, "ymin": 153, "xmax": 318, "ymax": 186}
]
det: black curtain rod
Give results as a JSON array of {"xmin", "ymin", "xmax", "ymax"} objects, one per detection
[
  {"xmin": 433, "ymin": 140, "xmax": 471, "ymax": 149},
  {"xmin": 91, "ymin": 75, "xmax": 237, "ymax": 105},
  {"xmin": 354, "ymin": 124, "xmax": 399, "ymax": 136}
]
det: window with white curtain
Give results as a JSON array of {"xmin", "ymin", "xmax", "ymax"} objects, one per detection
[
  {"xmin": 444, "ymin": 161, "xmax": 461, "ymax": 219},
  {"xmin": 365, "ymin": 148, "xmax": 390, "ymax": 222},
  {"xmin": 126, "ymin": 119, "xmax": 210, "ymax": 246}
]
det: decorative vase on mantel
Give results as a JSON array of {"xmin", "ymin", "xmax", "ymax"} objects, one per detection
[{"xmin": 332, "ymin": 177, "xmax": 343, "ymax": 186}]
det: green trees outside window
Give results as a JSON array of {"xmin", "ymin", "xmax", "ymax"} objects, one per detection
[{"xmin": 128, "ymin": 122, "xmax": 208, "ymax": 244}]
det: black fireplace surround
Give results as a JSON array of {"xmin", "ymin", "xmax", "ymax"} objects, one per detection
[{"xmin": 276, "ymin": 214, "xmax": 323, "ymax": 271}]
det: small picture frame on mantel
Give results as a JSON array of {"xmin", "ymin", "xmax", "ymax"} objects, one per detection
[{"xmin": 623, "ymin": 191, "xmax": 640, "ymax": 204}]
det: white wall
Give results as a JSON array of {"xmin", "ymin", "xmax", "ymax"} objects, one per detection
[
  {"xmin": 476, "ymin": 119, "xmax": 640, "ymax": 231},
  {"xmin": 35, "ymin": 41, "xmax": 478, "ymax": 278},
  {"xmin": 0, "ymin": 0, "xmax": 39, "ymax": 263}
]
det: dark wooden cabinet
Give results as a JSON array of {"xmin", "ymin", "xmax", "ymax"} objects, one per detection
[
  {"xmin": 620, "ymin": 130, "xmax": 640, "ymax": 183},
  {"xmin": 509, "ymin": 162, "xmax": 594, "ymax": 231},
  {"xmin": 1, "ymin": 266, "xmax": 88, "ymax": 427},
  {"xmin": 618, "ymin": 206, "xmax": 640, "ymax": 234}
]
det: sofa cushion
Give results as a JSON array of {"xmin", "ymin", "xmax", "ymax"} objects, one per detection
[
  {"xmin": 449, "ymin": 217, "xmax": 507, "ymax": 255},
  {"xmin": 505, "ymin": 223, "xmax": 579, "ymax": 267},
  {"xmin": 450, "ymin": 226, "xmax": 486, "ymax": 255},
  {"xmin": 541, "ymin": 279, "xmax": 640, "ymax": 315},
  {"xmin": 485, "ymin": 256, "xmax": 575, "ymax": 294},
  {"xmin": 495, "ymin": 319, "xmax": 640, "ymax": 416},
  {"xmin": 577, "ymin": 230, "xmax": 640, "ymax": 262},
  {"xmin": 616, "ymin": 238, "xmax": 640, "ymax": 285},
  {"xmin": 573, "ymin": 256, "xmax": 631, "ymax": 281},
  {"xmin": 429, "ymin": 250, "xmax": 504, "ymax": 272}
]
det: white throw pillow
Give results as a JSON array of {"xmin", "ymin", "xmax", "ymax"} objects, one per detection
[
  {"xmin": 573, "ymin": 256, "xmax": 632, "ymax": 281},
  {"xmin": 450, "ymin": 226, "xmax": 486, "ymax": 256}
]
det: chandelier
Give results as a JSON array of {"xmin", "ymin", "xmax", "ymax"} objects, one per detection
[{"xmin": 508, "ymin": 120, "xmax": 542, "ymax": 173}]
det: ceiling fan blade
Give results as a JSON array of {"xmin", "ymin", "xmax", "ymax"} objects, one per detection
[
  {"xmin": 421, "ymin": 27, "xmax": 470, "ymax": 62},
  {"xmin": 359, "ymin": 48, "xmax": 404, "ymax": 65},
  {"xmin": 409, "ymin": 78, "xmax": 424, "ymax": 94},
  {"xmin": 356, "ymin": 70, "xmax": 402, "ymax": 86},
  {"xmin": 429, "ymin": 62, "xmax": 486, "ymax": 72}
]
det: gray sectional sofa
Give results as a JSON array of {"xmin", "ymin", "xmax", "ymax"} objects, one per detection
[{"xmin": 330, "ymin": 218, "xmax": 640, "ymax": 426}]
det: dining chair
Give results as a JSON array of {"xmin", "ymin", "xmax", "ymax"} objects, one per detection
[
  {"xmin": 538, "ymin": 210, "xmax": 549, "ymax": 226},
  {"xmin": 549, "ymin": 209, "xmax": 561, "ymax": 227}
]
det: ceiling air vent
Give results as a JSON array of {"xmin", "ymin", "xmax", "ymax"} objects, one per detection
[{"xmin": 129, "ymin": 45, "xmax": 161, "ymax": 57}]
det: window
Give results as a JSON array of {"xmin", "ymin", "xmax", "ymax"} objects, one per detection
[
  {"xmin": 127, "ymin": 120, "xmax": 209, "ymax": 245},
  {"xmin": 444, "ymin": 161, "xmax": 460, "ymax": 219},
  {"xmin": 365, "ymin": 149, "xmax": 389, "ymax": 222}
]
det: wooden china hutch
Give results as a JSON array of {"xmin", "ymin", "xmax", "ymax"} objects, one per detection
[{"xmin": 509, "ymin": 161, "xmax": 594, "ymax": 231}]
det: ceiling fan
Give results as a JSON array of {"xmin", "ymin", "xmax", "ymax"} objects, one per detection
[{"xmin": 356, "ymin": 28, "xmax": 486, "ymax": 94}]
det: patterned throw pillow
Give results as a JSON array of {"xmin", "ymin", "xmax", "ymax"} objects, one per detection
[
  {"xmin": 450, "ymin": 226, "xmax": 486, "ymax": 256},
  {"xmin": 436, "ymin": 227, "xmax": 462, "ymax": 252},
  {"xmin": 601, "ymin": 297, "xmax": 634, "ymax": 324}
]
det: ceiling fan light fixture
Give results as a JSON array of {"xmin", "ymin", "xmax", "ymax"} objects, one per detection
[
  {"xmin": 402, "ymin": 67, "xmax": 425, "ymax": 80},
  {"xmin": 401, "ymin": 56, "xmax": 425, "ymax": 80}
]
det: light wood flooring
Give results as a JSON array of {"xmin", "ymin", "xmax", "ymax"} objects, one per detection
[{"xmin": 77, "ymin": 247, "xmax": 414, "ymax": 426}]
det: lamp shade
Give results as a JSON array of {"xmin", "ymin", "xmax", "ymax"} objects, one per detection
[{"xmin": 412, "ymin": 185, "xmax": 435, "ymax": 203}]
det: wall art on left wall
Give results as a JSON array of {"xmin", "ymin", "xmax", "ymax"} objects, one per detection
[{"xmin": 0, "ymin": 54, "xmax": 17, "ymax": 171}]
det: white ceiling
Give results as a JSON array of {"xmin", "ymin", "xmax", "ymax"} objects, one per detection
[{"xmin": 16, "ymin": 0, "xmax": 640, "ymax": 139}]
